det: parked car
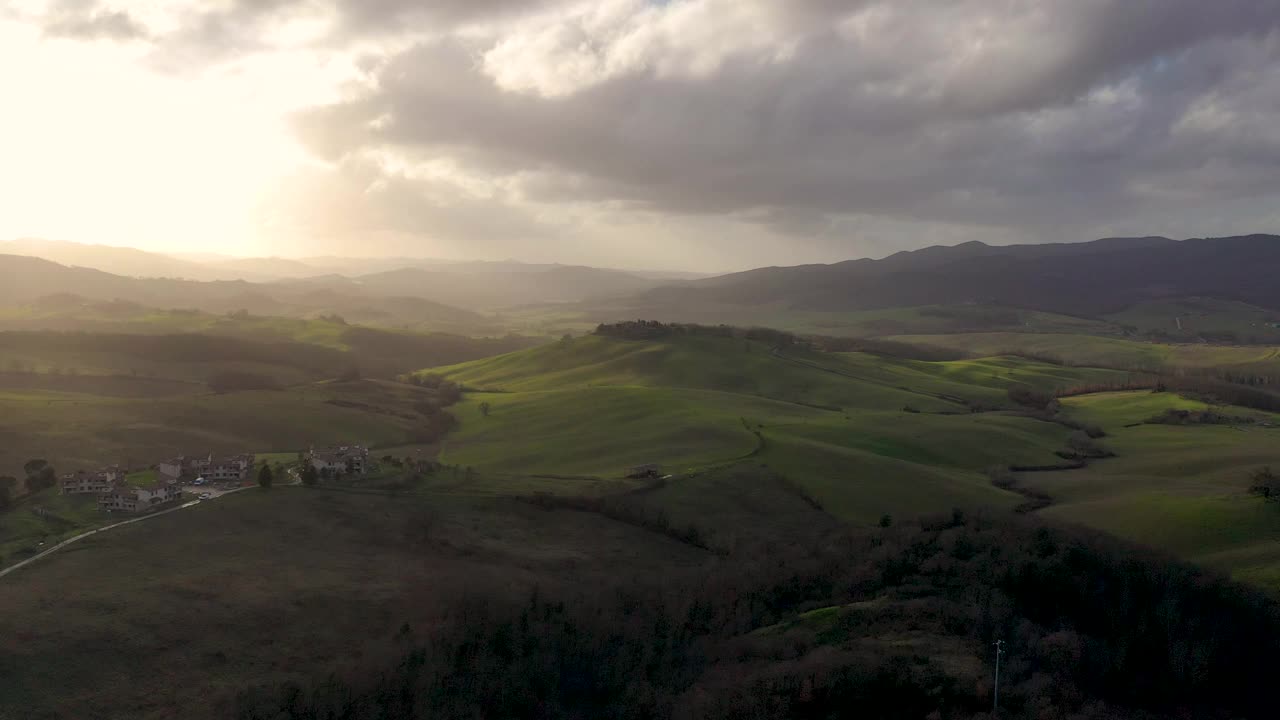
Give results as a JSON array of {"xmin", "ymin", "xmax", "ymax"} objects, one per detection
[{"xmin": 198, "ymin": 493, "xmax": 212, "ymax": 500}]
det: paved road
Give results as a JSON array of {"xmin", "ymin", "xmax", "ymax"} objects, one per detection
[{"xmin": 0, "ymin": 486, "xmax": 252, "ymax": 581}]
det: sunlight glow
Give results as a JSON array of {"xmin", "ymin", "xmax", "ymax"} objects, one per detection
[{"xmin": 0, "ymin": 20, "xmax": 332, "ymax": 255}]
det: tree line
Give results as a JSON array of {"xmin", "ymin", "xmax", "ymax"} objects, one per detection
[{"xmin": 233, "ymin": 510, "xmax": 1280, "ymax": 719}]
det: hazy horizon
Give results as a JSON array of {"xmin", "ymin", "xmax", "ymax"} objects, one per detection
[{"xmin": 2, "ymin": 2, "xmax": 1278, "ymax": 272}]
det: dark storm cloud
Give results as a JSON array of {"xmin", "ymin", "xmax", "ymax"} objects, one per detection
[
  {"xmin": 289, "ymin": 0, "xmax": 1280, "ymax": 243},
  {"xmin": 20, "ymin": 0, "xmax": 1280, "ymax": 265}
]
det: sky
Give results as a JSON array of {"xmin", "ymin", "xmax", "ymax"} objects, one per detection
[{"xmin": 1, "ymin": 1, "xmax": 1278, "ymax": 272}]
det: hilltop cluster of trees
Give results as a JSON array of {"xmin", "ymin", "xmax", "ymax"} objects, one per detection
[
  {"xmin": 594, "ymin": 321, "xmax": 803, "ymax": 347},
  {"xmin": 233, "ymin": 512, "xmax": 1280, "ymax": 720},
  {"xmin": 815, "ymin": 336, "xmax": 971, "ymax": 361}
]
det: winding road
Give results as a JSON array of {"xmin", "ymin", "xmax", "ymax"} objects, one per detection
[{"xmin": 0, "ymin": 486, "xmax": 252, "ymax": 581}]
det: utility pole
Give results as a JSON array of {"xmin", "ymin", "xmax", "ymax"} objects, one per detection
[{"xmin": 993, "ymin": 639, "xmax": 1005, "ymax": 716}]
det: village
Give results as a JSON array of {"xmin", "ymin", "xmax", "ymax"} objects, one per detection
[{"xmin": 58, "ymin": 445, "xmax": 372, "ymax": 514}]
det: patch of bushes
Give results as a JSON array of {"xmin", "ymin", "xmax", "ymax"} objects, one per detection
[
  {"xmin": 1145, "ymin": 409, "xmax": 1256, "ymax": 426},
  {"xmin": 1008, "ymin": 384, "xmax": 1059, "ymax": 411},
  {"xmin": 233, "ymin": 515, "xmax": 1280, "ymax": 720}
]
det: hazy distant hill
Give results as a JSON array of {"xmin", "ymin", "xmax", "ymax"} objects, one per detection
[
  {"xmin": 210, "ymin": 256, "xmax": 324, "ymax": 279},
  {"xmin": 2, "ymin": 238, "xmax": 275, "ymax": 282},
  {"xmin": 0, "ymin": 254, "xmax": 494, "ymax": 332},
  {"xmin": 631, "ymin": 235, "xmax": 1280, "ymax": 317},
  {"xmin": 302, "ymin": 264, "xmax": 667, "ymax": 309}
]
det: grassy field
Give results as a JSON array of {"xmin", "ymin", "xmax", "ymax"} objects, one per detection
[
  {"xmin": 1105, "ymin": 297, "xmax": 1280, "ymax": 344},
  {"xmin": 425, "ymin": 333, "xmax": 1280, "ymax": 582},
  {"xmin": 1009, "ymin": 391, "xmax": 1280, "ymax": 589},
  {"xmin": 0, "ymin": 379, "xmax": 437, "ymax": 478},
  {"xmin": 0, "ymin": 487, "xmax": 718, "ymax": 720},
  {"xmin": 891, "ymin": 331, "xmax": 1280, "ymax": 371},
  {"xmin": 0, "ymin": 489, "xmax": 109, "ymax": 567},
  {"xmin": 425, "ymin": 334, "xmax": 1139, "ymax": 521},
  {"xmin": 5, "ymin": 323, "xmax": 1280, "ymax": 717}
]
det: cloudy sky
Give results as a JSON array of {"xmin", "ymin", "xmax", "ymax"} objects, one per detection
[{"xmin": 2, "ymin": 0, "xmax": 1278, "ymax": 271}]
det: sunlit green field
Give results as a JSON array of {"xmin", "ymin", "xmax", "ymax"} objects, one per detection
[
  {"xmin": 1023, "ymin": 391, "xmax": 1280, "ymax": 589},
  {"xmin": 430, "ymin": 335, "xmax": 1114, "ymax": 520},
  {"xmin": 426, "ymin": 334, "xmax": 1280, "ymax": 588}
]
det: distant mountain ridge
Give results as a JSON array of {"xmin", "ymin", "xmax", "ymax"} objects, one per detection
[
  {"xmin": 2, "ymin": 238, "xmax": 703, "ymax": 307},
  {"xmin": 0, "ymin": 254, "xmax": 490, "ymax": 332},
  {"xmin": 634, "ymin": 235, "xmax": 1280, "ymax": 317}
]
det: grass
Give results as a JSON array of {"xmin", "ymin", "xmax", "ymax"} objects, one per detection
[
  {"xmin": 0, "ymin": 488, "xmax": 715, "ymax": 719},
  {"xmin": 255, "ymin": 452, "xmax": 301, "ymax": 467},
  {"xmin": 0, "ymin": 489, "xmax": 109, "ymax": 567},
  {"xmin": 1015, "ymin": 391, "xmax": 1280, "ymax": 590},
  {"xmin": 427, "ymin": 334, "xmax": 1280, "ymax": 588},
  {"xmin": 432, "ymin": 334, "xmax": 1132, "ymax": 412},
  {"xmin": 1105, "ymin": 297, "xmax": 1280, "ymax": 343},
  {"xmin": 890, "ymin": 332, "xmax": 1280, "ymax": 371},
  {"xmin": 124, "ymin": 469, "xmax": 158, "ymax": 486},
  {"xmin": 429, "ymin": 335, "xmax": 1099, "ymax": 519},
  {"xmin": 0, "ymin": 379, "xmax": 437, "ymax": 478},
  {"xmin": 442, "ymin": 386, "xmax": 825, "ymax": 478},
  {"xmin": 3, "ymin": 325, "xmax": 1280, "ymax": 717}
]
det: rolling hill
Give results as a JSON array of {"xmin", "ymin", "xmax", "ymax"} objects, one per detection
[
  {"xmin": 340, "ymin": 264, "xmax": 665, "ymax": 309},
  {"xmin": 0, "ymin": 255, "xmax": 497, "ymax": 333},
  {"xmin": 1, "ymin": 238, "xmax": 275, "ymax": 281},
  {"xmin": 418, "ymin": 327, "xmax": 1280, "ymax": 591},
  {"xmin": 420, "ymin": 331, "xmax": 1138, "ymax": 521},
  {"xmin": 625, "ymin": 234, "xmax": 1280, "ymax": 318}
]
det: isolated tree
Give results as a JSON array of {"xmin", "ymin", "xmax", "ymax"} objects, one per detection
[
  {"xmin": 479, "ymin": 401, "xmax": 491, "ymax": 417},
  {"xmin": 301, "ymin": 464, "xmax": 319, "ymax": 486},
  {"xmin": 23, "ymin": 460, "xmax": 56, "ymax": 493},
  {"xmin": 0, "ymin": 476, "xmax": 16, "ymax": 511},
  {"xmin": 258, "ymin": 463, "xmax": 274, "ymax": 488},
  {"xmin": 1250, "ymin": 467, "xmax": 1280, "ymax": 501}
]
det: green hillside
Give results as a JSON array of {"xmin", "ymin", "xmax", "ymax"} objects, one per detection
[
  {"xmin": 1034, "ymin": 391, "xmax": 1280, "ymax": 588},
  {"xmin": 422, "ymin": 331, "xmax": 1280, "ymax": 587},
  {"xmin": 430, "ymin": 334, "xmax": 1132, "ymax": 410},
  {"xmin": 1105, "ymin": 297, "xmax": 1280, "ymax": 344},
  {"xmin": 0, "ymin": 379, "xmax": 438, "ymax": 478},
  {"xmin": 424, "ymin": 334, "xmax": 1141, "ymax": 521},
  {"xmin": 891, "ymin": 331, "xmax": 1280, "ymax": 370}
]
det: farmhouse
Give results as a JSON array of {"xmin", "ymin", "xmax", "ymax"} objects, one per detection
[
  {"xmin": 308, "ymin": 445, "xmax": 369, "ymax": 475},
  {"xmin": 99, "ymin": 480, "xmax": 181, "ymax": 513},
  {"xmin": 204, "ymin": 454, "xmax": 255, "ymax": 483},
  {"xmin": 159, "ymin": 453, "xmax": 254, "ymax": 483},
  {"xmin": 158, "ymin": 454, "xmax": 204, "ymax": 481},
  {"xmin": 60, "ymin": 467, "xmax": 124, "ymax": 495}
]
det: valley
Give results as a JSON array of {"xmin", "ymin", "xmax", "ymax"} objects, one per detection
[{"xmin": 2, "ymin": 235, "xmax": 1280, "ymax": 719}]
